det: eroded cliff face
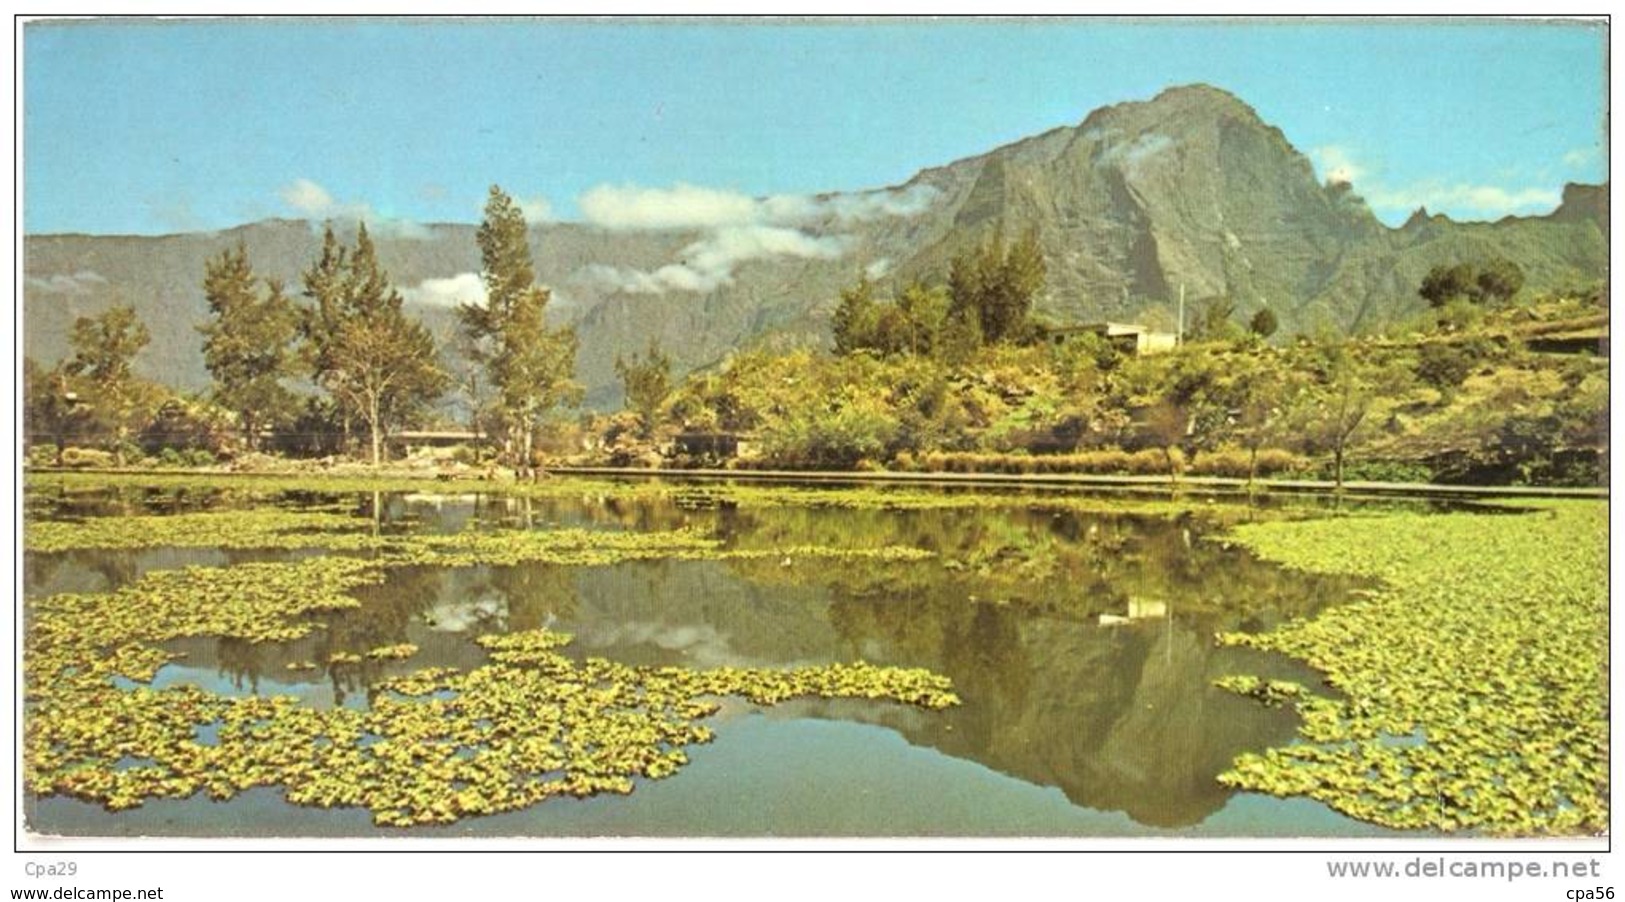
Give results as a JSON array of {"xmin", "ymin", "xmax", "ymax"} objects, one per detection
[{"xmin": 896, "ymin": 84, "xmax": 1384, "ymax": 327}]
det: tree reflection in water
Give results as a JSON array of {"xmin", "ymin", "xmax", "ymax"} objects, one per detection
[{"xmin": 28, "ymin": 485, "xmax": 1369, "ymax": 830}]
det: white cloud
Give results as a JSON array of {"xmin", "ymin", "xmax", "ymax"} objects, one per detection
[
  {"xmin": 1305, "ymin": 147, "xmax": 1564, "ymax": 222},
  {"xmin": 277, "ymin": 178, "xmax": 429, "ymax": 239},
  {"xmin": 401, "ymin": 272, "xmax": 487, "ymax": 308},
  {"xmin": 1563, "ymin": 146, "xmax": 1601, "ymax": 168},
  {"xmin": 577, "ymin": 265, "xmax": 668, "ymax": 295},
  {"xmin": 577, "ymin": 181, "xmax": 940, "ymax": 231},
  {"xmin": 579, "ymin": 225, "xmax": 849, "ymax": 295},
  {"xmin": 569, "ymin": 181, "xmax": 937, "ymax": 294},
  {"xmin": 824, "ymin": 184, "xmax": 942, "ymax": 222},
  {"xmin": 26, "ymin": 270, "xmax": 108, "ymax": 295},
  {"xmin": 281, "ymin": 178, "xmax": 337, "ymax": 215},
  {"xmin": 689, "ymin": 225, "xmax": 847, "ymax": 271},
  {"xmin": 517, "ymin": 196, "xmax": 554, "ymax": 224},
  {"xmin": 1365, "ymin": 182, "xmax": 1562, "ymax": 219},
  {"xmin": 579, "ymin": 182, "xmax": 762, "ymax": 231},
  {"xmin": 1312, "ymin": 145, "xmax": 1365, "ymax": 184}
]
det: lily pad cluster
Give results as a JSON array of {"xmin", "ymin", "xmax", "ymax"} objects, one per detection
[
  {"xmin": 364, "ymin": 643, "xmax": 420, "ymax": 661},
  {"xmin": 24, "ymin": 556, "xmax": 382, "ymax": 702},
  {"xmin": 27, "ymin": 469, "xmax": 1236, "ymax": 520},
  {"xmin": 24, "ymin": 499, "xmax": 962, "ymax": 828},
  {"xmin": 1211, "ymin": 676, "xmax": 1310, "ymax": 708},
  {"xmin": 26, "ymin": 620, "xmax": 959, "ymax": 826},
  {"xmin": 25, "ymin": 500, "xmax": 939, "ymax": 572},
  {"xmin": 1214, "ymin": 501, "xmax": 1607, "ymax": 835},
  {"xmin": 25, "ymin": 509, "xmax": 379, "ymax": 553}
]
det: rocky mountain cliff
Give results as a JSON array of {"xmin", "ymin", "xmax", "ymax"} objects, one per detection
[{"xmin": 24, "ymin": 84, "xmax": 1607, "ymax": 407}]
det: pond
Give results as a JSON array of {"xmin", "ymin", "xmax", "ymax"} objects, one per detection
[{"xmin": 23, "ymin": 480, "xmax": 1407, "ymax": 837}]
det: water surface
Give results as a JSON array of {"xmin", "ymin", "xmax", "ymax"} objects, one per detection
[{"xmin": 25, "ymin": 483, "xmax": 1399, "ymax": 837}]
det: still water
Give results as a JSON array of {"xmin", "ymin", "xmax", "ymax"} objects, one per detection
[{"xmin": 24, "ymin": 484, "xmax": 1398, "ymax": 837}]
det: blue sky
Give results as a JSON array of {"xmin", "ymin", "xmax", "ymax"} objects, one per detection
[{"xmin": 23, "ymin": 17, "xmax": 1609, "ymax": 235}]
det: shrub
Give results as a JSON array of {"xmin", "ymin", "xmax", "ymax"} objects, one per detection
[
  {"xmin": 1415, "ymin": 343, "xmax": 1476, "ymax": 390},
  {"xmin": 898, "ymin": 447, "xmax": 1192, "ymax": 477},
  {"xmin": 60, "ymin": 447, "xmax": 115, "ymax": 469},
  {"xmin": 1187, "ymin": 448, "xmax": 1309, "ymax": 479}
]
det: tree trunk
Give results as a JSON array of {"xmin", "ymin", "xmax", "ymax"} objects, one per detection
[
  {"xmin": 522, "ymin": 423, "xmax": 536, "ymax": 480},
  {"xmin": 1162, "ymin": 446, "xmax": 1178, "ymax": 486},
  {"xmin": 1247, "ymin": 445, "xmax": 1259, "ymax": 491},
  {"xmin": 368, "ymin": 395, "xmax": 382, "ymax": 466},
  {"xmin": 1333, "ymin": 446, "xmax": 1345, "ymax": 490}
]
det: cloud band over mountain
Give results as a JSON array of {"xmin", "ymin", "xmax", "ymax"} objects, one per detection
[{"xmin": 571, "ymin": 182, "xmax": 940, "ymax": 294}]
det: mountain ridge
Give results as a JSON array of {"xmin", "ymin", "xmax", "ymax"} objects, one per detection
[{"xmin": 23, "ymin": 83, "xmax": 1607, "ymax": 407}]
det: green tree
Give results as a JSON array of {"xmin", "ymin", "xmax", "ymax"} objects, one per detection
[
  {"xmin": 199, "ymin": 243, "xmax": 302, "ymax": 450},
  {"xmin": 1248, "ymin": 307, "xmax": 1279, "ymax": 339},
  {"xmin": 832, "ymin": 277, "xmax": 951, "ymax": 359},
  {"xmin": 24, "ymin": 357, "xmax": 93, "ymax": 465},
  {"xmin": 459, "ymin": 186, "xmax": 580, "ymax": 475},
  {"xmin": 1419, "ymin": 262, "xmax": 1479, "ymax": 308},
  {"xmin": 894, "ymin": 280, "xmax": 951, "ymax": 356},
  {"xmin": 1475, "ymin": 257, "xmax": 1525, "ymax": 305},
  {"xmin": 301, "ymin": 225, "xmax": 356, "ymax": 447},
  {"xmin": 1419, "ymin": 259, "xmax": 1524, "ymax": 309},
  {"xmin": 831, "ymin": 275, "xmax": 878, "ymax": 355},
  {"xmin": 995, "ymin": 228, "xmax": 1047, "ymax": 342},
  {"xmin": 1294, "ymin": 341, "xmax": 1414, "ymax": 488},
  {"xmin": 1227, "ymin": 352, "xmax": 1301, "ymax": 488},
  {"xmin": 300, "ymin": 223, "xmax": 448, "ymax": 464},
  {"xmin": 948, "ymin": 228, "xmax": 1046, "ymax": 346},
  {"xmin": 140, "ymin": 395, "xmax": 237, "ymax": 458},
  {"xmin": 65, "ymin": 304, "xmax": 156, "ymax": 465},
  {"xmin": 1190, "ymin": 296, "xmax": 1241, "ymax": 342},
  {"xmin": 615, "ymin": 339, "xmax": 673, "ymax": 439},
  {"xmin": 1140, "ymin": 400, "xmax": 1189, "ymax": 484}
]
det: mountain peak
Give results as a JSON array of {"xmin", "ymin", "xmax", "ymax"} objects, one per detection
[
  {"xmin": 1076, "ymin": 82, "xmax": 1270, "ymax": 143},
  {"xmin": 1403, "ymin": 206, "xmax": 1433, "ymax": 229},
  {"xmin": 1138, "ymin": 83, "xmax": 1263, "ymax": 123},
  {"xmin": 1543, "ymin": 181, "xmax": 1608, "ymax": 235},
  {"xmin": 1149, "ymin": 82, "xmax": 1252, "ymax": 107}
]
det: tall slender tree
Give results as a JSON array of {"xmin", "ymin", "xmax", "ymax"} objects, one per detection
[
  {"xmin": 300, "ymin": 223, "xmax": 448, "ymax": 464},
  {"xmin": 199, "ymin": 243, "xmax": 301, "ymax": 450},
  {"xmin": 459, "ymin": 186, "xmax": 579, "ymax": 475},
  {"xmin": 301, "ymin": 225, "xmax": 355, "ymax": 448}
]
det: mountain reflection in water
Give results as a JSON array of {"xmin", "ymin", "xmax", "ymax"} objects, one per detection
[{"xmin": 26, "ymin": 487, "xmax": 1369, "ymax": 835}]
